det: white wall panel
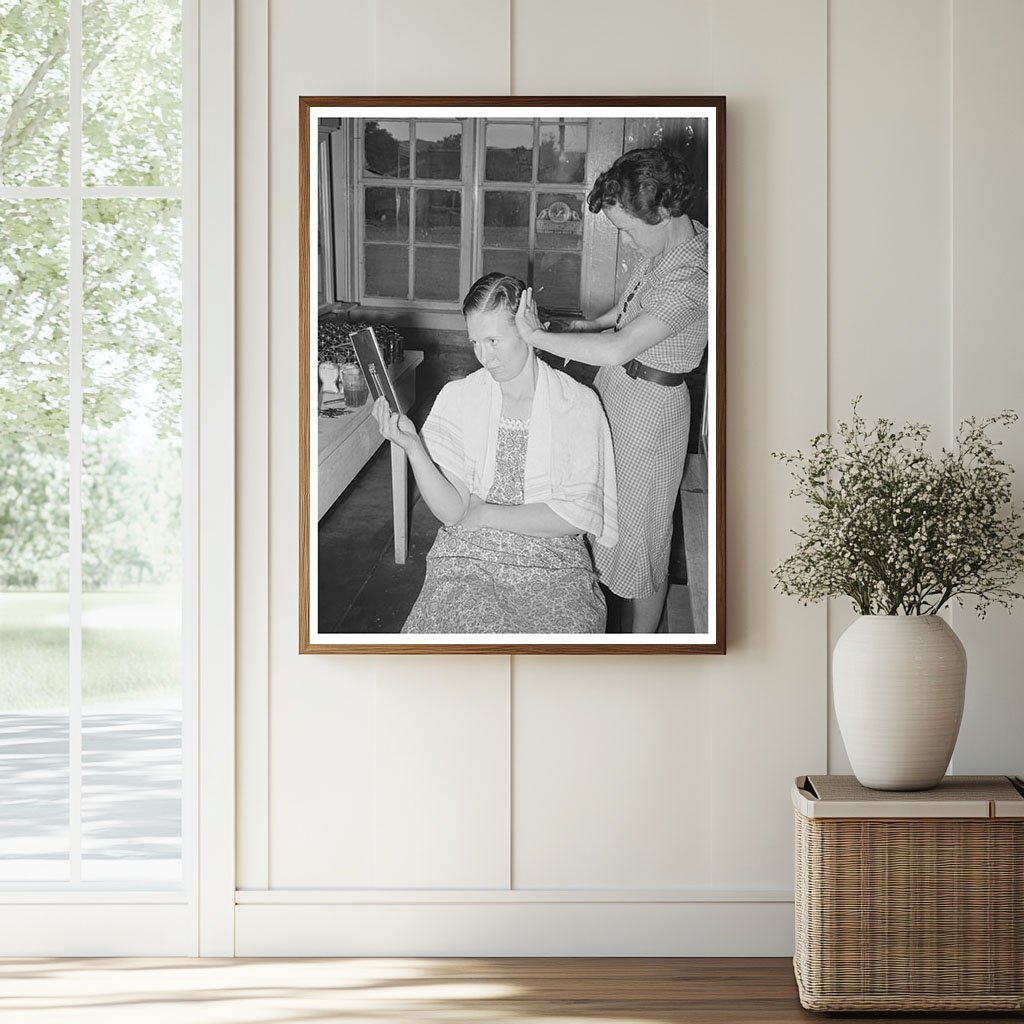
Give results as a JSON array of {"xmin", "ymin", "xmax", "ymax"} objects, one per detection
[
  {"xmin": 374, "ymin": 659, "xmax": 511, "ymax": 888},
  {"xmin": 229, "ymin": 0, "xmax": 1024, "ymax": 956},
  {"xmin": 508, "ymin": 0, "xmax": 718, "ymax": 900},
  {"xmin": 513, "ymin": 657, "xmax": 713, "ymax": 889},
  {"xmin": 827, "ymin": 0, "xmax": 952, "ymax": 774},
  {"xmin": 829, "ymin": 0, "xmax": 951, "ymax": 426},
  {"xmin": 512, "ymin": 0, "xmax": 711, "ymax": 94},
  {"xmin": 270, "ymin": 671, "xmax": 377, "ymax": 887},
  {"xmin": 265, "ymin": 0, "xmax": 376, "ymax": 889},
  {"xmin": 707, "ymin": 0, "xmax": 828, "ymax": 889},
  {"xmin": 264, "ymin": 0, "xmax": 515, "ymax": 893},
  {"xmin": 949, "ymin": 0, "xmax": 1024, "ymax": 778},
  {"xmin": 375, "ymin": 0, "xmax": 510, "ymax": 95}
]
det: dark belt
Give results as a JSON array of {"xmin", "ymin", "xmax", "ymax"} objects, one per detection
[{"xmin": 622, "ymin": 359, "xmax": 687, "ymax": 386}]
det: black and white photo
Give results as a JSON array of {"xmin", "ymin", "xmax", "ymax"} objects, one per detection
[{"xmin": 299, "ymin": 98, "xmax": 725, "ymax": 653}]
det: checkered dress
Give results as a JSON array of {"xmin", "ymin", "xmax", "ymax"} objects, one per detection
[{"xmin": 593, "ymin": 222, "xmax": 709, "ymax": 600}]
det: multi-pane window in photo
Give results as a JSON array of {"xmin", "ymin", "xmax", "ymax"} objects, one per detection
[
  {"xmin": 481, "ymin": 120, "xmax": 588, "ymax": 314},
  {"xmin": 414, "ymin": 121, "xmax": 462, "ymax": 180},
  {"xmin": 361, "ymin": 119, "xmax": 463, "ymax": 302},
  {"xmin": 358, "ymin": 118, "xmax": 588, "ymax": 310},
  {"xmin": 538, "ymin": 122, "xmax": 587, "ymax": 184},
  {"xmin": 484, "ymin": 122, "xmax": 534, "ymax": 182}
]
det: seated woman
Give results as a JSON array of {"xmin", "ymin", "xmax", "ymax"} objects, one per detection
[{"xmin": 372, "ymin": 273, "xmax": 617, "ymax": 634}]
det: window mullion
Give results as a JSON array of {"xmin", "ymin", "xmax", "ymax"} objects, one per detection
[
  {"xmin": 467, "ymin": 119, "xmax": 481, "ymax": 287},
  {"xmin": 532, "ymin": 119, "xmax": 540, "ymax": 182},
  {"xmin": 68, "ymin": 0, "xmax": 84, "ymax": 886},
  {"xmin": 406, "ymin": 120, "xmax": 415, "ymax": 301},
  {"xmin": 408, "ymin": 183, "xmax": 415, "ymax": 301}
]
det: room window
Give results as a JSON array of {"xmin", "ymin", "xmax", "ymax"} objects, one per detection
[
  {"xmin": 481, "ymin": 119, "xmax": 588, "ymax": 314},
  {"xmin": 0, "ymin": 0, "xmax": 192, "ymax": 889},
  {"xmin": 359, "ymin": 119, "xmax": 468, "ymax": 304},
  {"xmin": 346, "ymin": 118, "xmax": 592, "ymax": 315}
]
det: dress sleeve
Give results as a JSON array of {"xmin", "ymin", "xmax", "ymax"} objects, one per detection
[
  {"xmin": 420, "ymin": 381, "xmax": 468, "ymax": 486},
  {"xmin": 638, "ymin": 262, "xmax": 708, "ymax": 335}
]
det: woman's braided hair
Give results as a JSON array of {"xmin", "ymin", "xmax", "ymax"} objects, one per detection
[
  {"xmin": 587, "ymin": 147, "xmax": 696, "ymax": 225},
  {"xmin": 462, "ymin": 272, "xmax": 526, "ymax": 318}
]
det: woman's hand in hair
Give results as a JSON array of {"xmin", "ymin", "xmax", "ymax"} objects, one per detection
[
  {"xmin": 514, "ymin": 287, "xmax": 550, "ymax": 349},
  {"xmin": 372, "ymin": 396, "xmax": 421, "ymax": 453}
]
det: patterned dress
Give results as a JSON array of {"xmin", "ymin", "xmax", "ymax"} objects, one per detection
[
  {"xmin": 402, "ymin": 417, "xmax": 606, "ymax": 634},
  {"xmin": 593, "ymin": 221, "xmax": 709, "ymax": 600}
]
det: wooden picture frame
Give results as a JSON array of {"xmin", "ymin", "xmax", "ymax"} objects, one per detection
[{"xmin": 300, "ymin": 97, "xmax": 726, "ymax": 653}]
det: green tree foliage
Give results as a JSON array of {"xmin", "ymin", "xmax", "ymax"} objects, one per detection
[
  {"xmin": 0, "ymin": 0, "xmax": 182, "ymax": 590},
  {"xmin": 82, "ymin": 429, "xmax": 181, "ymax": 589},
  {"xmin": 83, "ymin": 198, "xmax": 182, "ymax": 440},
  {"xmin": 0, "ymin": 0, "xmax": 69, "ymax": 185},
  {"xmin": 82, "ymin": 0, "xmax": 181, "ymax": 186},
  {"xmin": 0, "ymin": 199, "xmax": 68, "ymax": 447},
  {"xmin": 0, "ymin": 439, "xmax": 68, "ymax": 588}
]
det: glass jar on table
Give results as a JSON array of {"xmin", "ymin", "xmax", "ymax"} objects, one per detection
[{"xmin": 340, "ymin": 362, "xmax": 368, "ymax": 408}]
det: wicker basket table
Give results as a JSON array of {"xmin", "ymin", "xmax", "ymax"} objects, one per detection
[{"xmin": 793, "ymin": 774, "xmax": 1024, "ymax": 1012}]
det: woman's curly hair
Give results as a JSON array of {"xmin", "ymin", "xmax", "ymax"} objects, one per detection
[{"xmin": 587, "ymin": 147, "xmax": 697, "ymax": 225}]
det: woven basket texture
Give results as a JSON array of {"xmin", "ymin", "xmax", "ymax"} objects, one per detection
[{"xmin": 794, "ymin": 811, "xmax": 1024, "ymax": 1011}]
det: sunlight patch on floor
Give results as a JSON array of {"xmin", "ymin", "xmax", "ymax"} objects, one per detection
[{"xmin": 0, "ymin": 958, "xmax": 683, "ymax": 1024}]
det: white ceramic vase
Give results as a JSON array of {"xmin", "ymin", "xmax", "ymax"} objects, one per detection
[{"xmin": 833, "ymin": 615, "xmax": 967, "ymax": 791}]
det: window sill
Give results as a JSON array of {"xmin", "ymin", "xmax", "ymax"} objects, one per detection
[{"xmin": 324, "ymin": 303, "xmax": 467, "ymax": 333}]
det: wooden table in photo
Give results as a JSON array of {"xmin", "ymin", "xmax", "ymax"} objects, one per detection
[{"xmin": 317, "ymin": 350, "xmax": 423, "ymax": 563}]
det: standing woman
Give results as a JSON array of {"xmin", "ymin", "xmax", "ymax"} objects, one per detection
[{"xmin": 516, "ymin": 147, "xmax": 708, "ymax": 633}]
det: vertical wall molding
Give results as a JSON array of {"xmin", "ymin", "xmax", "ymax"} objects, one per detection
[
  {"xmin": 198, "ymin": 0, "xmax": 237, "ymax": 955},
  {"xmin": 236, "ymin": 0, "xmax": 271, "ymax": 893}
]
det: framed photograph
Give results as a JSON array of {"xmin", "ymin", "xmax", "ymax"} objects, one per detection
[{"xmin": 300, "ymin": 97, "xmax": 725, "ymax": 653}]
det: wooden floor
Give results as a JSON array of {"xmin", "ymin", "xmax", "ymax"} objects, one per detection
[{"xmin": 0, "ymin": 957, "xmax": 1019, "ymax": 1023}]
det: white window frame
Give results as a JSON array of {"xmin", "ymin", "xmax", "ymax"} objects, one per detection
[
  {"xmin": 0, "ymin": 0, "xmax": 235, "ymax": 957},
  {"xmin": 353, "ymin": 117, "xmax": 475, "ymax": 311},
  {"xmin": 476, "ymin": 117, "xmax": 591, "ymax": 316},
  {"xmin": 317, "ymin": 125, "xmax": 336, "ymax": 307},
  {"xmin": 327, "ymin": 117, "xmax": 623, "ymax": 325}
]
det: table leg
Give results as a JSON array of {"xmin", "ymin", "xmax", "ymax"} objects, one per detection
[{"xmin": 391, "ymin": 441, "xmax": 408, "ymax": 564}]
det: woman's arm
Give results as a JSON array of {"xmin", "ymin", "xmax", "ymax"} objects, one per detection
[
  {"xmin": 372, "ymin": 398, "xmax": 469, "ymax": 526},
  {"xmin": 460, "ymin": 495, "xmax": 581, "ymax": 537},
  {"xmin": 517, "ymin": 288, "xmax": 674, "ymax": 367},
  {"xmin": 566, "ymin": 305, "xmax": 618, "ymax": 333}
]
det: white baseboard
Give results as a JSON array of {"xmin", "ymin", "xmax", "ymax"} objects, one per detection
[
  {"xmin": 235, "ymin": 899, "xmax": 795, "ymax": 957},
  {"xmin": 0, "ymin": 904, "xmax": 196, "ymax": 956}
]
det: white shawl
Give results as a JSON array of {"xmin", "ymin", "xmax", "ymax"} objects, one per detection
[{"xmin": 421, "ymin": 359, "xmax": 618, "ymax": 547}]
